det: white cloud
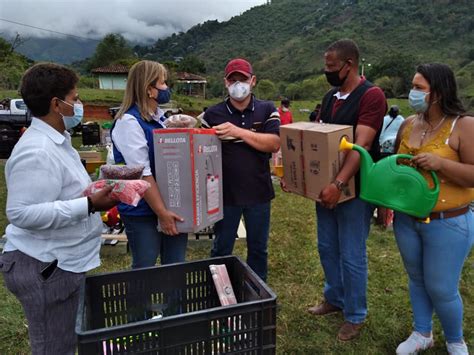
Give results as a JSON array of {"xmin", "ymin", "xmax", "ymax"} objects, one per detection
[{"xmin": 0, "ymin": 0, "xmax": 266, "ymax": 43}]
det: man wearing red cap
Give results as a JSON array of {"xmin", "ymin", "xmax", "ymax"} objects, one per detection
[{"xmin": 204, "ymin": 58, "xmax": 281, "ymax": 281}]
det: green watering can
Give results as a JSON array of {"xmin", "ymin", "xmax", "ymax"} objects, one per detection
[{"xmin": 339, "ymin": 137, "xmax": 440, "ymax": 219}]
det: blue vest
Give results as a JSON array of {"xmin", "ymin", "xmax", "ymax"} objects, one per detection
[{"xmin": 111, "ymin": 105, "xmax": 164, "ymax": 216}]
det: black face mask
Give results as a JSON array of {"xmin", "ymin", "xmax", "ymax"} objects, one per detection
[{"xmin": 324, "ymin": 62, "xmax": 349, "ymax": 87}]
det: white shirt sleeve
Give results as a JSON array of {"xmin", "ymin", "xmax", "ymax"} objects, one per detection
[
  {"xmin": 112, "ymin": 114, "xmax": 152, "ymax": 176},
  {"xmin": 6, "ymin": 149, "xmax": 89, "ymax": 230}
]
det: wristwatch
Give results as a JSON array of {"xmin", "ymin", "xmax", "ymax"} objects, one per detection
[
  {"xmin": 87, "ymin": 196, "xmax": 96, "ymax": 215},
  {"xmin": 332, "ymin": 179, "xmax": 346, "ymax": 192}
]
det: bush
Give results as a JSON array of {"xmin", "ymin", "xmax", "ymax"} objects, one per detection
[
  {"xmin": 374, "ymin": 76, "xmax": 405, "ymax": 98},
  {"xmin": 255, "ymin": 79, "xmax": 276, "ymax": 100},
  {"xmin": 284, "ymin": 83, "xmax": 302, "ymax": 100},
  {"xmin": 78, "ymin": 76, "xmax": 99, "ymax": 89}
]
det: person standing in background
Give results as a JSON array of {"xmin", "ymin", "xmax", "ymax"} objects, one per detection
[
  {"xmin": 278, "ymin": 98, "xmax": 293, "ymax": 125},
  {"xmin": 379, "ymin": 105, "xmax": 404, "ymax": 158},
  {"xmin": 375, "ymin": 104, "xmax": 405, "ymax": 228}
]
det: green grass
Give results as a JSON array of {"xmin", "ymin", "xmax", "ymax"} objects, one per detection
[{"xmin": 0, "ymin": 159, "xmax": 472, "ymax": 354}]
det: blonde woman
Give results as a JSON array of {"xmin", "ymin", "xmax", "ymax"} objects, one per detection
[{"xmin": 111, "ymin": 60, "xmax": 187, "ymax": 268}]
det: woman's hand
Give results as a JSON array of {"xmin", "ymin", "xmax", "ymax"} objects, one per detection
[
  {"xmin": 412, "ymin": 153, "xmax": 444, "ymax": 171},
  {"xmin": 158, "ymin": 209, "xmax": 184, "ymax": 236}
]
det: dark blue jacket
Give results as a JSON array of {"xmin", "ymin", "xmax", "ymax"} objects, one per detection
[{"xmin": 111, "ymin": 105, "xmax": 164, "ymax": 216}]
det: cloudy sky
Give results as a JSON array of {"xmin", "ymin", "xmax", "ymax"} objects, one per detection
[{"xmin": 0, "ymin": 0, "xmax": 267, "ymax": 43}]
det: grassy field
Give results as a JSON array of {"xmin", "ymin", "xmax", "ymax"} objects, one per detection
[{"xmin": 0, "ymin": 159, "xmax": 472, "ymax": 354}]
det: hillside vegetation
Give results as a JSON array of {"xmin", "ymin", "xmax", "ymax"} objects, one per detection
[{"xmin": 144, "ymin": 0, "xmax": 472, "ymax": 78}]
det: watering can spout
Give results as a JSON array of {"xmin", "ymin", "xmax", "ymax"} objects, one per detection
[
  {"xmin": 339, "ymin": 136, "xmax": 354, "ymax": 151},
  {"xmin": 339, "ymin": 136, "xmax": 374, "ymax": 183}
]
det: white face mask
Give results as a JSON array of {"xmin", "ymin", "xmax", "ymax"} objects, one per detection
[
  {"xmin": 59, "ymin": 99, "xmax": 83, "ymax": 130},
  {"xmin": 227, "ymin": 81, "xmax": 251, "ymax": 101}
]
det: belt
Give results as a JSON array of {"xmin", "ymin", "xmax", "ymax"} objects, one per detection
[{"xmin": 416, "ymin": 206, "xmax": 470, "ymax": 223}]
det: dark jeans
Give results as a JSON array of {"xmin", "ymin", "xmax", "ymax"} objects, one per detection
[
  {"xmin": 0, "ymin": 250, "xmax": 84, "ymax": 355},
  {"xmin": 316, "ymin": 198, "xmax": 374, "ymax": 324},
  {"xmin": 211, "ymin": 202, "xmax": 271, "ymax": 281},
  {"xmin": 121, "ymin": 214, "xmax": 188, "ymax": 268}
]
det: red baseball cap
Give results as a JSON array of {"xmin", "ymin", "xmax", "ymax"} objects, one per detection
[{"xmin": 225, "ymin": 58, "xmax": 253, "ymax": 78}]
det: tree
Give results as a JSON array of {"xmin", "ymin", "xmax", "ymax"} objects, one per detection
[
  {"xmin": 0, "ymin": 37, "xmax": 11, "ymax": 58},
  {"xmin": 374, "ymin": 76, "xmax": 394, "ymax": 97},
  {"xmin": 313, "ymin": 75, "xmax": 332, "ymax": 99},
  {"xmin": 284, "ymin": 83, "xmax": 302, "ymax": 100},
  {"xmin": 206, "ymin": 76, "xmax": 226, "ymax": 99},
  {"xmin": 370, "ymin": 53, "xmax": 418, "ymax": 94},
  {"xmin": 0, "ymin": 37, "xmax": 30, "ymax": 90},
  {"xmin": 177, "ymin": 55, "xmax": 206, "ymax": 74},
  {"xmin": 255, "ymin": 79, "xmax": 276, "ymax": 100},
  {"xmin": 87, "ymin": 33, "xmax": 134, "ymax": 71},
  {"xmin": 10, "ymin": 33, "xmax": 28, "ymax": 53}
]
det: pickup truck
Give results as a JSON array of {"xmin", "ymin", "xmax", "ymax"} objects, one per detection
[{"xmin": 0, "ymin": 98, "xmax": 31, "ymax": 130}]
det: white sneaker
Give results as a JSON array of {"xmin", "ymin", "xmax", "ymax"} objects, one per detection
[
  {"xmin": 396, "ymin": 331, "xmax": 434, "ymax": 354},
  {"xmin": 446, "ymin": 341, "xmax": 469, "ymax": 355}
]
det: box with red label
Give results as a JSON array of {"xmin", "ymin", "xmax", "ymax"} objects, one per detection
[{"xmin": 153, "ymin": 128, "xmax": 223, "ymax": 233}]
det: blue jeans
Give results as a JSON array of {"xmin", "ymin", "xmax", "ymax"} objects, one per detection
[
  {"xmin": 121, "ymin": 214, "xmax": 188, "ymax": 269},
  {"xmin": 316, "ymin": 198, "xmax": 374, "ymax": 324},
  {"xmin": 394, "ymin": 210, "xmax": 474, "ymax": 343},
  {"xmin": 211, "ymin": 202, "xmax": 271, "ymax": 281}
]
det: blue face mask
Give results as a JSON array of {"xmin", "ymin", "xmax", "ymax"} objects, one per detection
[
  {"xmin": 59, "ymin": 99, "xmax": 84, "ymax": 130},
  {"xmin": 155, "ymin": 88, "xmax": 171, "ymax": 105},
  {"xmin": 408, "ymin": 89, "xmax": 430, "ymax": 113}
]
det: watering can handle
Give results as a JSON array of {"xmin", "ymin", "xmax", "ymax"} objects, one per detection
[{"xmin": 395, "ymin": 154, "xmax": 440, "ymax": 192}]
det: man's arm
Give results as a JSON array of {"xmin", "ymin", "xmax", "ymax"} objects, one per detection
[
  {"xmin": 213, "ymin": 105, "xmax": 281, "ymax": 153},
  {"xmin": 319, "ymin": 86, "xmax": 386, "ymax": 208},
  {"xmin": 214, "ymin": 122, "xmax": 280, "ymax": 153},
  {"xmin": 240, "ymin": 130, "xmax": 280, "ymax": 153},
  {"xmin": 335, "ymin": 125, "xmax": 378, "ymax": 183}
]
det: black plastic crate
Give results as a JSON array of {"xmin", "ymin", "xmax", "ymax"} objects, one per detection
[
  {"xmin": 82, "ymin": 122, "xmax": 100, "ymax": 146},
  {"xmin": 76, "ymin": 256, "xmax": 277, "ymax": 354}
]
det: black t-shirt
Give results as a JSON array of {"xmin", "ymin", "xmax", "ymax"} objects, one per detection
[{"xmin": 204, "ymin": 96, "xmax": 280, "ymax": 206}]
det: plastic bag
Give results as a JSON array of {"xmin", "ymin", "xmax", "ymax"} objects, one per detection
[
  {"xmin": 84, "ymin": 179, "xmax": 150, "ymax": 206},
  {"xmin": 105, "ymin": 145, "xmax": 115, "ymax": 165},
  {"xmin": 163, "ymin": 114, "xmax": 197, "ymax": 128},
  {"xmin": 99, "ymin": 164, "xmax": 144, "ymax": 180}
]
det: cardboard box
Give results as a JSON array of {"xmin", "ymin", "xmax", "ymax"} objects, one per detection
[
  {"xmin": 281, "ymin": 122, "xmax": 355, "ymax": 203},
  {"xmin": 153, "ymin": 128, "xmax": 223, "ymax": 233},
  {"xmin": 78, "ymin": 151, "xmax": 102, "ymax": 162}
]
